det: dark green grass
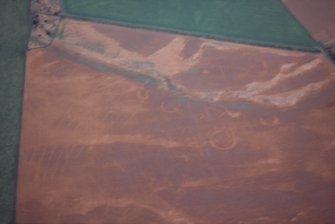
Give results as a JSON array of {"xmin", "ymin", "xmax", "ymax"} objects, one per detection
[
  {"xmin": 0, "ymin": 0, "xmax": 31, "ymax": 223},
  {"xmin": 62, "ymin": 0, "xmax": 318, "ymax": 51}
]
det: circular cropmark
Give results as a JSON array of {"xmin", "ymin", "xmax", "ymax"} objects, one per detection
[{"xmin": 209, "ymin": 129, "xmax": 237, "ymax": 151}]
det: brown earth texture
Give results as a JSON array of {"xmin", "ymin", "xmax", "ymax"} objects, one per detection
[
  {"xmin": 283, "ymin": 0, "xmax": 335, "ymax": 44},
  {"xmin": 16, "ymin": 18, "xmax": 335, "ymax": 224}
]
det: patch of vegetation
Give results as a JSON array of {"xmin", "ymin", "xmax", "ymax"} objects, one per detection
[
  {"xmin": 62, "ymin": 0, "xmax": 318, "ymax": 51},
  {"xmin": 0, "ymin": 1, "xmax": 31, "ymax": 223}
]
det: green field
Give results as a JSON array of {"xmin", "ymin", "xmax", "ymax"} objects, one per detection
[
  {"xmin": 0, "ymin": 0, "xmax": 31, "ymax": 223},
  {"xmin": 62, "ymin": 0, "xmax": 318, "ymax": 51}
]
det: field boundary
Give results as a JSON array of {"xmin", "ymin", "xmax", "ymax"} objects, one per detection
[
  {"xmin": 59, "ymin": 0, "xmax": 321, "ymax": 53},
  {"xmin": 59, "ymin": 13, "xmax": 321, "ymax": 53}
]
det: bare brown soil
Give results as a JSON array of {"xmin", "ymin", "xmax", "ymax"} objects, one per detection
[
  {"xmin": 17, "ymin": 18, "xmax": 335, "ymax": 224},
  {"xmin": 283, "ymin": 0, "xmax": 335, "ymax": 44}
]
